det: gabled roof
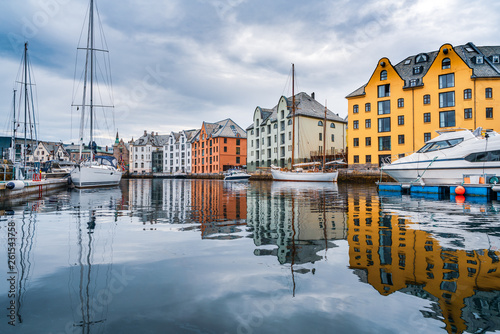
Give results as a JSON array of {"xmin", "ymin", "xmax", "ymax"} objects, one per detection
[
  {"xmin": 133, "ymin": 131, "xmax": 169, "ymax": 147},
  {"xmin": 202, "ymin": 118, "xmax": 247, "ymax": 139},
  {"xmin": 290, "ymin": 92, "xmax": 346, "ymax": 122},
  {"xmin": 346, "ymin": 42, "xmax": 500, "ymax": 98}
]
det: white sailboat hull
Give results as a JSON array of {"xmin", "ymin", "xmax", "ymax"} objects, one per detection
[
  {"xmin": 71, "ymin": 165, "xmax": 122, "ymax": 188},
  {"xmin": 271, "ymin": 169, "xmax": 338, "ymax": 182}
]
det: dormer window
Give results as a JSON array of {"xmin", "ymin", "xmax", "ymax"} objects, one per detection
[
  {"xmin": 493, "ymin": 55, "xmax": 500, "ymax": 63},
  {"xmin": 380, "ymin": 70, "xmax": 387, "ymax": 81},
  {"xmin": 413, "ymin": 66, "xmax": 423, "ymax": 75},
  {"xmin": 442, "ymin": 58, "xmax": 451, "ymax": 69},
  {"xmin": 409, "ymin": 79, "xmax": 419, "ymax": 87},
  {"xmin": 415, "ymin": 54, "xmax": 428, "ymax": 63},
  {"xmin": 404, "ymin": 59, "xmax": 411, "ymax": 65},
  {"xmin": 476, "ymin": 56, "xmax": 484, "ymax": 64}
]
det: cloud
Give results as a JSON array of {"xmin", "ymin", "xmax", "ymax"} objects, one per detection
[{"xmin": 1, "ymin": 0, "xmax": 500, "ymax": 144}]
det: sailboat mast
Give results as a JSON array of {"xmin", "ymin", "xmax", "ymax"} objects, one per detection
[
  {"xmin": 11, "ymin": 90, "xmax": 16, "ymax": 162},
  {"xmin": 89, "ymin": 0, "xmax": 94, "ymax": 161},
  {"xmin": 323, "ymin": 102, "xmax": 327, "ymax": 170},
  {"xmin": 23, "ymin": 42, "xmax": 28, "ymax": 172},
  {"xmin": 291, "ymin": 64, "xmax": 295, "ymax": 168}
]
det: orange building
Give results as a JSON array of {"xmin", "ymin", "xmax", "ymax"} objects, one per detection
[{"xmin": 191, "ymin": 118, "xmax": 247, "ymax": 174}]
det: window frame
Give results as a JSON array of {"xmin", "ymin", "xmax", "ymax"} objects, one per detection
[{"xmin": 439, "ymin": 110, "xmax": 456, "ymax": 128}]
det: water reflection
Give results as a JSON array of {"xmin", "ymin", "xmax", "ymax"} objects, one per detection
[
  {"xmin": 352, "ymin": 191, "xmax": 500, "ymax": 333},
  {"xmin": 2, "ymin": 180, "xmax": 500, "ymax": 333}
]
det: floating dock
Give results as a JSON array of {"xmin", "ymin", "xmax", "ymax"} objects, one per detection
[
  {"xmin": 377, "ymin": 182, "xmax": 499, "ymax": 201},
  {"xmin": 0, "ymin": 178, "xmax": 69, "ymax": 200}
]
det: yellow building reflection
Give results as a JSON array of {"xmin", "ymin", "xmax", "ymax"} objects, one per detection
[{"xmin": 347, "ymin": 191, "xmax": 500, "ymax": 334}]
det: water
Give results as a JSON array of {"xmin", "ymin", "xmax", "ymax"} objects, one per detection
[{"xmin": 1, "ymin": 179, "xmax": 500, "ymax": 334}]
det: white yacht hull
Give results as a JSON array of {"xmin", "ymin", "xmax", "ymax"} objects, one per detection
[
  {"xmin": 382, "ymin": 128, "xmax": 500, "ymax": 185},
  {"xmin": 271, "ymin": 169, "xmax": 338, "ymax": 182},
  {"xmin": 71, "ymin": 165, "xmax": 122, "ymax": 188}
]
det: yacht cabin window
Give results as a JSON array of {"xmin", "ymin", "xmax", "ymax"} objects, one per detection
[{"xmin": 417, "ymin": 138, "xmax": 463, "ymax": 153}]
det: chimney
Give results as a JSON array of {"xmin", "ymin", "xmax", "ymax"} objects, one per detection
[{"xmin": 311, "ymin": 92, "xmax": 315, "ymax": 100}]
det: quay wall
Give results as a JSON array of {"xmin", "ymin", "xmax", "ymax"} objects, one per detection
[{"xmin": 125, "ymin": 169, "xmax": 394, "ymax": 183}]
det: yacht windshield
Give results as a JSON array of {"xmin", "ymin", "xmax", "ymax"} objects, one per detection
[{"xmin": 417, "ymin": 138, "xmax": 463, "ymax": 153}]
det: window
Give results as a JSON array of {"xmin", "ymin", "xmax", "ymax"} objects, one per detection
[
  {"xmin": 439, "ymin": 73, "xmax": 454, "ymax": 89},
  {"xmin": 398, "ymin": 115, "xmax": 404, "ymax": 125},
  {"xmin": 365, "ymin": 137, "xmax": 371, "ymax": 146},
  {"xmin": 378, "ymin": 84, "xmax": 390, "ymax": 97},
  {"xmin": 424, "ymin": 113, "xmax": 431, "ymax": 123},
  {"xmin": 486, "ymin": 88, "xmax": 493, "ymax": 98},
  {"xmin": 378, "ymin": 117, "xmax": 391, "ymax": 132},
  {"xmin": 224, "ymin": 138, "xmax": 227, "ymax": 144},
  {"xmin": 353, "ymin": 155, "xmax": 359, "ymax": 163},
  {"xmin": 415, "ymin": 54, "xmax": 428, "ymax": 63},
  {"xmin": 365, "ymin": 119, "xmax": 371, "ymax": 128},
  {"xmin": 378, "ymin": 136, "xmax": 391, "ymax": 151},
  {"xmin": 353, "ymin": 120, "xmax": 359, "ymax": 129},
  {"xmin": 424, "ymin": 133, "xmax": 431, "ymax": 142},
  {"xmin": 464, "ymin": 89, "xmax": 472, "ymax": 100},
  {"xmin": 423, "ymin": 94, "xmax": 430, "ymax": 105},
  {"xmin": 380, "ymin": 70, "xmax": 387, "ymax": 81},
  {"xmin": 330, "ymin": 123, "xmax": 335, "ymax": 128},
  {"xmin": 319, "ymin": 133, "xmax": 323, "ymax": 141},
  {"xmin": 398, "ymin": 135, "xmax": 405, "ymax": 144},
  {"xmin": 318, "ymin": 121, "xmax": 323, "ymax": 126},
  {"xmin": 442, "ymin": 58, "xmax": 451, "ymax": 69},
  {"xmin": 288, "ymin": 119, "xmax": 292, "ymax": 125},
  {"xmin": 353, "ymin": 105, "xmax": 359, "ymax": 114},
  {"xmin": 236, "ymin": 139, "xmax": 240, "ymax": 145},
  {"xmin": 439, "ymin": 91, "xmax": 455, "ymax": 108},
  {"xmin": 493, "ymin": 55, "xmax": 500, "ymax": 64},
  {"xmin": 366, "ymin": 155, "xmax": 371, "ymax": 163},
  {"xmin": 398, "ymin": 98, "xmax": 404, "ymax": 108},
  {"xmin": 236, "ymin": 147, "xmax": 240, "ymax": 154},
  {"xmin": 486, "ymin": 107, "xmax": 493, "ymax": 118},
  {"xmin": 439, "ymin": 110, "xmax": 455, "ymax": 127},
  {"xmin": 476, "ymin": 56, "xmax": 484, "ymax": 64},
  {"xmin": 331, "ymin": 134, "xmax": 335, "ymax": 142},
  {"xmin": 378, "ymin": 100, "xmax": 390, "ymax": 114},
  {"xmin": 410, "ymin": 79, "xmax": 418, "ymax": 86},
  {"xmin": 413, "ymin": 66, "xmax": 422, "ymax": 75},
  {"xmin": 353, "ymin": 138, "xmax": 359, "ymax": 147},
  {"xmin": 224, "ymin": 146, "xmax": 227, "ymax": 152},
  {"xmin": 365, "ymin": 103, "xmax": 371, "ymax": 112},
  {"xmin": 464, "ymin": 108, "xmax": 472, "ymax": 119}
]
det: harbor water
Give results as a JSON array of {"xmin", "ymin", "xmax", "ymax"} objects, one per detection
[{"xmin": 1, "ymin": 179, "xmax": 500, "ymax": 334}]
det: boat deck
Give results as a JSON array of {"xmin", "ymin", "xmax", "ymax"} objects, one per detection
[{"xmin": 0, "ymin": 178, "xmax": 69, "ymax": 200}]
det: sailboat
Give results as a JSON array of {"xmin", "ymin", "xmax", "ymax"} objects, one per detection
[
  {"xmin": 70, "ymin": 0, "xmax": 122, "ymax": 188},
  {"xmin": 5, "ymin": 42, "xmax": 39, "ymax": 190},
  {"xmin": 271, "ymin": 64, "xmax": 340, "ymax": 182}
]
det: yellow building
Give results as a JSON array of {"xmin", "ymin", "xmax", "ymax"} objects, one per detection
[{"xmin": 346, "ymin": 42, "xmax": 500, "ymax": 166}]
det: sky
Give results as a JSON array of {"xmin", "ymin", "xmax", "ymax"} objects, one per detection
[{"xmin": 1, "ymin": 0, "xmax": 500, "ymax": 146}]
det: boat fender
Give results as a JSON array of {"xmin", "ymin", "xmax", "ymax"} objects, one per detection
[
  {"xmin": 489, "ymin": 176, "xmax": 499, "ymax": 185},
  {"xmin": 6, "ymin": 180, "xmax": 25, "ymax": 190}
]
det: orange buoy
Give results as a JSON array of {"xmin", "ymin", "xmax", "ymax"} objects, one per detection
[
  {"xmin": 455, "ymin": 186, "xmax": 466, "ymax": 195},
  {"xmin": 455, "ymin": 195, "xmax": 465, "ymax": 203}
]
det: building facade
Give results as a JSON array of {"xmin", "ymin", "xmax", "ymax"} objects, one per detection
[
  {"xmin": 129, "ymin": 131, "xmax": 168, "ymax": 174},
  {"xmin": 346, "ymin": 42, "xmax": 500, "ymax": 167},
  {"xmin": 191, "ymin": 118, "xmax": 247, "ymax": 174},
  {"xmin": 247, "ymin": 92, "xmax": 347, "ymax": 172},
  {"xmin": 113, "ymin": 132, "xmax": 130, "ymax": 171},
  {"xmin": 163, "ymin": 130, "xmax": 197, "ymax": 174},
  {"xmin": 29, "ymin": 141, "xmax": 69, "ymax": 162}
]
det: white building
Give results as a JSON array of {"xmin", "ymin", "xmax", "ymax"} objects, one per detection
[
  {"xmin": 129, "ymin": 131, "xmax": 169, "ymax": 174},
  {"xmin": 29, "ymin": 141, "xmax": 70, "ymax": 162},
  {"xmin": 246, "ymin": 92, "xmax": 347, "ymax": 172},
  {"xmin": 163, "ymin": 129, "xmax": 198, "ymax": 174}
]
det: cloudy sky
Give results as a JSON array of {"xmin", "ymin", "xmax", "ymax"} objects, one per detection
[{"xmin": 1, "ymin": 0, "xmax": 499, "ymax": 145}]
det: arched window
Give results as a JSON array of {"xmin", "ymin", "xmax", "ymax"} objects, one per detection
[
  {"xmin": 330, "ymin": 123, "xmax": 335, "ymax": 128},
  {"xmin": 442, "ymin": 58, "xmax": 451, "ymax": 69},
  {"xmin": 318, "ymin": 121, "xmax": 323, "ymax": 126},
  {"xmin": 380, "ymin": 70, "xmax": 387, "ymax": 81}
]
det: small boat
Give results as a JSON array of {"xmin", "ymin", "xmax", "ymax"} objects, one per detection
[
  {"xmin": 224, "ymin": 169, "xmax": 251, "ymax": 181},
  {"xmin": 271, "ymin": 163, "xmax": 338, "ymax": 182},
  {"xmin": 382, "ymin": 127, "xmax": 500, "ymax": 185},
  {"xmin": 70, "ymin": 0, "xmax": 122, "ymax": 188}
]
